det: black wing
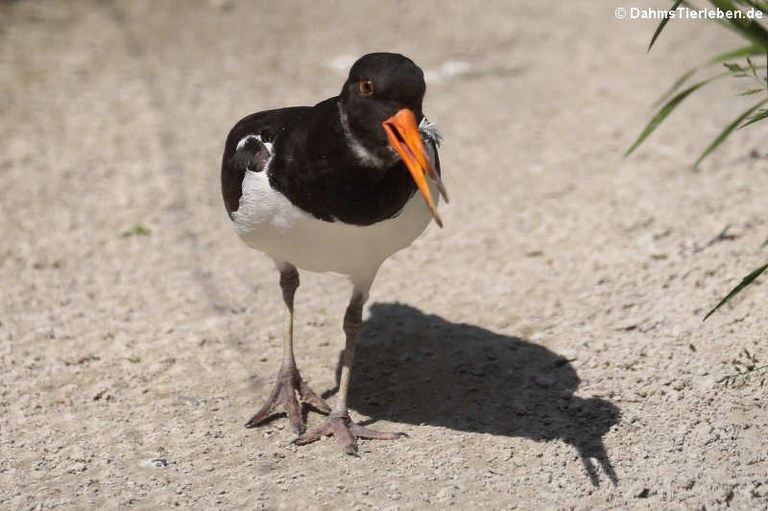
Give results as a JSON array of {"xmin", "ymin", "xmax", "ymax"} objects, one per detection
[{"xmin": 220, "ymin": 107, "xmax": 309, "ymax": 218}]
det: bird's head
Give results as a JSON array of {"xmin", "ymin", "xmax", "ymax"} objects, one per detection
[{"xmin": 340, "ymin": 52, "xmax": 446, "ymax": 227}]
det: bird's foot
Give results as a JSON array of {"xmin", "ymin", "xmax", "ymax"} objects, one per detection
[
  {"xmin": 294, "ymin": 410, "xmax": 407, "ymax": 455},
  {"xmin": 245, "ymin": 362, "xmax": 330, "ymax": 434}
]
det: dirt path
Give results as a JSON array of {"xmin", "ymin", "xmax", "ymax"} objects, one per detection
[{"xmin": 2, "ymin": 1, "xmax": 767, "ymax": 509}]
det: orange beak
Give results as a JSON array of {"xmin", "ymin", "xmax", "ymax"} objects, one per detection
[{"xmin": 382, "ymin": 109, "xmax": 448, "ymax": 228}]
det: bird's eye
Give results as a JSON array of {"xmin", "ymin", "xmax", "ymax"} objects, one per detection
[{"xmin": 358, "ymin": 80, "xmax": 374, "ymax": 97}]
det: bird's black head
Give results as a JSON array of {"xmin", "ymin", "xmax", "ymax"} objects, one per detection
[
  {"xmin": 341, "ymin": 52, "xmax": 426, "ymax": 119},
  {"xmin": 337, "ymin": 53, "xmax": 443, "ymax": 225},
  {"xmin": 339, "ymin": 53, "xmax": 427, "ymax": 162}
]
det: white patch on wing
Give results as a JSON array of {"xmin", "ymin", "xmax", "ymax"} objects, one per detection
[
  {"xmin": 232, "ymin": 169, "xmax": 437, "ymax": 282},
  {"xmin": 236, "ymin": 133, "xmax": 274, "ymax": 154},
  {"xmin": 234, "ymin": 133, "xmax": 275, "ymax": 173}
]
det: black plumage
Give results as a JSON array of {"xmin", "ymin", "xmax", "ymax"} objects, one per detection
[{"xmin": 221, "ymin": 54, "xmax": 440, "ymax": 226}]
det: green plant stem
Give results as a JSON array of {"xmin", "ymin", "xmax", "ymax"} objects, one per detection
[{"xmin": 704, "ymin": 261, "xmax": 768, "ymax": 321}]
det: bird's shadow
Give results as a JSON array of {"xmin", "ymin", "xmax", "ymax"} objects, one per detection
[{"xmin": 324, "ymin": 302, "xmax": 620, "ymax": 486}]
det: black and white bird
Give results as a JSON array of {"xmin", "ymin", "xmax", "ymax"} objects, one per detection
[{"xmin": 220, "ymin": 52, "xmax": 447, "ymax": 454}]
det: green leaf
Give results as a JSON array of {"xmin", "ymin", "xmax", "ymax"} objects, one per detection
[
  {"xmin": 739, "ymin": 107, "xmax": 768, "ymax": 128},
  {"xmin": 654, "ymin": 68, "xmax": 699, "ymax": 107},
  {"xmin": 704, "ymin": 261, "xmax": 768, "ymax": 321},
  {"xmin": 626, "ymin": 76, "xmax": 721, "ymax": 157},
  {"xmin": 746, "ymin": 57, "xmax": 759, "ymax": 77},
  {"xmin": 648, "ymin": 0, "xmax": 686, "ymax": 52},
  {"xmin": 724, "ymin": 62, "xmax": 747, "ymax": 73},
  {"xmin": 708, "ymin": 44, "xmax": 766, "ymax": 64},
  {"xmin": 738, "ymin": 87, "xmax": 766, "ymax": 95},
  {"xmin": 655, "ymin": 44, "xmax": 764, "ymax": 106},
  {"xmin": 740, "ymin": 0, "xmax": 768, "ymax": 14},
  {"xmin": 694, "ymin": 98, "xmax": 768, "ymax": 166},
  {"xmin": 709, "ymin": 0, "xmax": 768, "ymax": 49},
  {"xmin": 121, "ymin": 225, "xmax": 151, "ymax": 238}
]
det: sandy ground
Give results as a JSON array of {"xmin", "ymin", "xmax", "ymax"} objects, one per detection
[{"xmin": 2, "ymin": 0, "xmax": 767, "ymax": 509}]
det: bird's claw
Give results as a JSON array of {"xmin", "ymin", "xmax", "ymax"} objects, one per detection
[
  {"xmin": 245, "ymin": 363, "xmax": 330, "ymax": 434},
  {"xmin": 294, "ymin": 411, "xmax": 406, "ymax": 455}
]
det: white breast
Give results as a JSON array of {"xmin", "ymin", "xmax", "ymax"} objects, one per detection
[{"xmin": 231, "ymin": 170, "xmax": 438, "ymax": 282}]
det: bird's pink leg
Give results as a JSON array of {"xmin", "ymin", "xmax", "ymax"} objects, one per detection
[
  {"xmin": 245, "ymin": 265, "xmax": 330, "ymax": 434},
  {"xmin": 295, "ymin": 292, "xmax": 405, "ymax": 454}
]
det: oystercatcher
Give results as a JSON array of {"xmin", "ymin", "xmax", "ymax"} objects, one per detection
[{"xmin": 220, "ymin": 52, "xmax": 447, "ymax": 454}]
